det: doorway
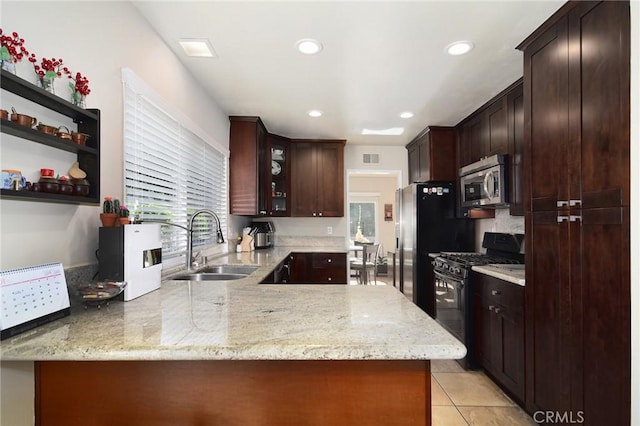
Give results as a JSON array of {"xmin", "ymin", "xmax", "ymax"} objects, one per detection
[{"xmin": 346, "ymin": 170, "xmax": 402, "ymax": 284}]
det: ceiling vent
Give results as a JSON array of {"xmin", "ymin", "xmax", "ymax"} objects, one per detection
[{"xmin": 362, "ymin": 153, "xmax": 380, "ymax": 164}]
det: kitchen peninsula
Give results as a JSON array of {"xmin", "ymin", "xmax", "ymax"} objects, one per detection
[{"xmin": 1, "ymin": 247, "xmax": 464, "ymax": 425}]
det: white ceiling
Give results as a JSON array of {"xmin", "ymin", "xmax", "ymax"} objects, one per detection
[{"xmin": 133, "ymin": 1, "xmax": 564, "ymax": 146}]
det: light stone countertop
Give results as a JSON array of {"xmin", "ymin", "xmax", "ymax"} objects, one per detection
[
  {"xmin": 471, "ymin": 264, "xmax": 526, "ymax": 286},
  {"xmin": 0, "ymin": 246, "xmax": 466, "ymax": 362}
]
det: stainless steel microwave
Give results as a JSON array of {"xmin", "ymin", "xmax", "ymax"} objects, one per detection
[{"xmin": 460, "ymin": 154, "xmax": 508, "ymax": 208}]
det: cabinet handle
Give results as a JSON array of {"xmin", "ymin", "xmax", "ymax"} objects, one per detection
[
  {"xmin": 557, "ymin": 200, "xmax": 569, "ymax": 207},
  {"xmin": 569, "ymin": 199, "xmax": 581, "ymax": 207},
  {"xmin": 488, "ymin": 305, "xmax": 495, "ymax": 311},
  {"xmin": 312, "ymin": 212, "xmax": 317, "ymax": 217},
  {"xmin": 318, "ymin": 212, "xmax": 323, "ymax": 217},
  {"xmin": 491, "ymin": 290, "xmax": 500, "ymax": 296},
  {"xmin": 494, "ymin": 307, "xmax": 501, "ymax": 314},
  {"xmin": 557, "ymin": 216, "xmax": 569, "ymax": 223},
  {"xmin": 327, "ymin": 259, "xmax": 332, "ymax": 263},
  {"xmin": 328, "ymin": 277, "xmax": 332, "ymax": 281},
  {"xmin": 569, "ymin": 215, "xmax": 582, "ymax": 222}
]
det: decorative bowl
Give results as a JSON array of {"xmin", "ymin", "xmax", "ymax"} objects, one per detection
[
  {"xmin": 0, "ymin": 109, "xmax": 7, "ymax": 120},
  {"xmin": 71, "ymin": 179, "xmax": 90, "ymax": 196}
]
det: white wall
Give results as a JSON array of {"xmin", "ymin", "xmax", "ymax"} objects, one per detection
[
  {"xmin": 0, "ymin": 2, "xmax": 232, "ymax": 424},
  {"xmin": 0, "ymin": 1, "xmax": 230, "ymax": 270}
]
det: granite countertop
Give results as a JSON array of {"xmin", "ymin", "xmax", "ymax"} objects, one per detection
[
  {"xmin": 471, "ymin": 264, "xmax": 526, "ymax": 286},
  {"xmin": 0, "ymin": 246, "xmax": 465, "ymax": 362}
]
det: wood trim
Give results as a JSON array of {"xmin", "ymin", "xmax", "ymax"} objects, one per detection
[{"xmin": 36, "ymin": 360, "xmax": 431, "ymax": 426}]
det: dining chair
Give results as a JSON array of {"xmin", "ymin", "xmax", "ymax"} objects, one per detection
[{"xmin": 349, "ymin": 243, "xmax": 380, "ymax": 285}]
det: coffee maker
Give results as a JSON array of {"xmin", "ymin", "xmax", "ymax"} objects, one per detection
[
  {"xmin": 98, "ymin": 224, "xmax": 162, "ymax": 301},
  {"xmin": 251, "ymin": 221, "xmax": 275, "ymax": 249}
]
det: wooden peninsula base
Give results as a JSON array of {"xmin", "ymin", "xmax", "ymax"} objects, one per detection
[{"xmin": 35, "ymin": 360, "xmax": 431, "ymax": 425}]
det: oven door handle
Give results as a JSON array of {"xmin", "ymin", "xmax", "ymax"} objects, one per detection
[{"xmin": 434, "ymin": 270, "xmax": 465, "ymax": 286}]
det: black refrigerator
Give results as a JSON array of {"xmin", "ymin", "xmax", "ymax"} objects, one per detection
[{"xmin": 396, "ymin": 182, "xmax": 474, "ymax": 317}]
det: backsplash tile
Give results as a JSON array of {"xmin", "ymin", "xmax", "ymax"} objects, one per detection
[{"xmin": 474, "ymin": 209, "xmax": 525, "ymax": 252}]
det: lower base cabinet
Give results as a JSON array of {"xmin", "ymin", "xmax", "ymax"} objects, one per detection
[
  {"xmin": 36, "ymin": 360, "xmax": 431, "ymax": 425},
  {"xmin": 289, "ymin": 252, "xmax": 347, "ymax": 284},
  {"xmin": 472, "ymin": 272, "xmax": 525, "ymax": 404}
]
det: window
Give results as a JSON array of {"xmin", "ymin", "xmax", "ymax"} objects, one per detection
[
  {"xmin": 349, "ymin": 201, "xmax": 376, "ymax": 243},
  {"xmin": 122, "ymin": 68, "xmax": 228, "ymax": 263}
]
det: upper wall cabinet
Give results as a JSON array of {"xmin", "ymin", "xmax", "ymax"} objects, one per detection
[
  {"xmin": 291, "ymin": 140, "xmax": 345, "ymax": 217},
  {"xmin": 229, "ymin": 116, "xmax": 267, "ymax": 216},
  {"xmin": 406, "ymin": 126, "xmax": 457, "ymax": 183},
  {"xmin": 455, "ymin": 79, "xmax": 524, "ymax": 216},
  {"xmin": 229, "ymin": 117, "xmax": 344, "ymax": 218},
  {"xmin": 0, "ymin": 70, "xmax": 101, "ymax": 205}
]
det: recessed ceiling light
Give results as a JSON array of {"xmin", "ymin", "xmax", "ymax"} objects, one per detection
[
  {"xmin": 362, "ymin": 127, "xmax": 405, "ymax": 136},
  {"xmin": 399, "ymin": 112, "xmax": 415, "ymax": 119},
  {"xmin": 308, "ymin": 110, "xmax": 323, "ymax": 118},
  {"xmin": 178, "ymin": 38, "xmax": 217, "ymax": 57},
  {"xmin": 296, "ymin": 39, "xmax": 323, "ymax": 55},
  {"xmin": 445, "ymin": 40, "xmax": 474, "ymax": 56}
]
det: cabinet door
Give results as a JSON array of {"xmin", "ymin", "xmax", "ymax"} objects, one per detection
[
  {"xmin": 229, "ymin": 117, "xmax": 265, "ymax": 215},
  {"xmin": 407, "ymin": 142, "xmax": 420, "ymax": 183},
  {"xmin": 486, "ymin": 98, "xmax": 508, "ymax": 156},
  {"xmin": 291, "ymin": 143, "xmax": 318, "ymax": 217},
  {"xmin": 575, "ymin": 207, "xmax": 629, "ymax": 425},
  {"xmin": 266, "ymin": 134, "xmax": 290, "ymax": 216},
  {"xmin": 316, "ymin": 143, "xmax": 344, "ymax": 217},
  {"xmin": 288, "ymin": 253, "xmax": 310, "ymax": 283},
  {"xmin": 525, "ymin": 210, "xmax": 572, "ymax": 415},
  {"xmin": 523, "ymin": 17, "xmax": 570, "ymax": 212},
  {"xmin": 572, "ymin": 0, "xmax": 630, "ymax": 209},
  {"xmin": 508, "ymin": 84, "xmax": 524, "ymax": 216}
]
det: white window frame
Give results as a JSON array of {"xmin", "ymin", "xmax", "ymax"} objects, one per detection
[{"xmin": 121, "ymin": 68, "xmax": 228, "ymax": 269}]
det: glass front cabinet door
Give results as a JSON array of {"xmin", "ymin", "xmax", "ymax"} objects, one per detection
[{"xmin": 265, "ymin": 134, "xmax": 290, "ymax": 216}]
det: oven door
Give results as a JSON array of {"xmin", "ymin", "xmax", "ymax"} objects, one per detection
[{"xmin": 434, "ymin": 269, "xmax": 466, "ymax": 343}]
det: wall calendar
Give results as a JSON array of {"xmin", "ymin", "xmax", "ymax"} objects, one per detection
[{"xmin": 1, "ymin": 262, "xmax": 71, "ymax": 340}]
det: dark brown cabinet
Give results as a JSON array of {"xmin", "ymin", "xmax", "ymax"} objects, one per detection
[
  {"xmin": 519, "ymin": 1, "xmax": 630, "ymax": 424},
  {"xmin": 472, "ymin": 272, "xmax": 525, "ymax": 405},
  {"xmin": 405, "ymin": 126, "xmax": 456, "ymax": 183},
  {"xmin": 455, "ymin": 79, "xmax": 524, "ymax": 216},
  {"xmin": 1, "ymin": 70, "xmax": 100, "ymax": 205},
  {"xmin": 291, "ymin": 140, "xmax": 345, "ymax": 217},
  {"xmin": 229, "ymin": 117, "xmax": 291, "ymax": 217},
  {"xmin": 288, "ymin": 252, "xmax": 347, "ymax": 284},
  {"xmin": 229, "ymin": 116, "xmax": 267, "ymax": 216}
]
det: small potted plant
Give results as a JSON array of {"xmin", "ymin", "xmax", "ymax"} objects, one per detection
[
  {"xmin": 119, "ymin": 205, "xmax": 130, "ymax": 225},
  {"xmin": 100, "ymin": 196, "xmax": 119, "ymax": 227},
  {"xmin": 0, "ymin": 28, "xmax": 30, "ymax": 74}
]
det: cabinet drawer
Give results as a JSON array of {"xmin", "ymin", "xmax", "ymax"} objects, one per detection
[
  {"xmin": 480, "ymin": 277, "xmax": 523, "ymax": 317},
  {"xmin": 311, "ymin": 253, "xmax": 346, "ymax": 268},
  {"xmin": 311, "ymin": 267, "xmax": 347, "ymax": 284}
]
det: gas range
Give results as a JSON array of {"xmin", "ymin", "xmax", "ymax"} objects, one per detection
[
  {"xmin": 433, "ymin": 252, "xmax": 523, "ymax": 280},
  {"xmin": 430, "ymin": 232, "xmax": 524, "ymax": 370}
]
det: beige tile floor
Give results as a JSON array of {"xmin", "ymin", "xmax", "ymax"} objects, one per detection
[
  {"xmin": 431, "ymin": 359, "xmax": 536, "ymax": 426},
  {"xmin": 352, "ymin": 275, "xmax": 536, "ymax": 425}
]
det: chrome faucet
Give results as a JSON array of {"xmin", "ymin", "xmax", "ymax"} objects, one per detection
[
  {"xmin": 141, "ymin": 209, "xmax": 225, "ymax": 271},
  {"xmin": 186, "ymin": 209, "xmax": 225, "ymax": 271}
]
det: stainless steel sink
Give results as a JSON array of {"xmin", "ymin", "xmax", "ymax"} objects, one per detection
[
  {"xmin": 171, "ymin": 272, "xmax": 249, "ymax": 281},
  {"xmin": 198, "ymin": 265, "xmax": 259, "ymax": 275},
  {"xmin": 170, "ymin": 264, "xmax": 260, "ymax": 281}
]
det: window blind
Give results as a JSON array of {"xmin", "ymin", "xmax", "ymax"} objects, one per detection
[{"xmin": 122, "ymin": 68, "xmax": 227, "ymax": 261}]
